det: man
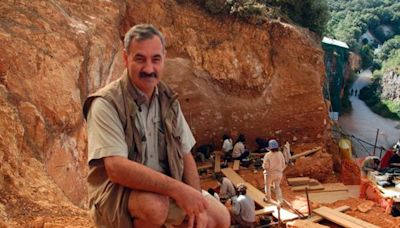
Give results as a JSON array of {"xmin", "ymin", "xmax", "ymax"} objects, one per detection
[
  {"xmin": 230, "ymin": 184, "xmax": 255, "ymax": 227},
  {"xmin": 232, "ymin": 134, "xmax": 249, "ymax": 160},
  {"xmin": 360, "ymin": 156, "xmax": 380, "ymax": 177},
  {"xmin": 83, "ymin": 24, "xmax": 230, "ymax": 228},
  {"xmin": 216, "ymin": 173, "xmax": 236, "ymax": 202},
  {"xmin": 389, "ymin": 145, "xmax": 400, "ymax": 168},
  {"xmin": 262, "ymin": 139, "xmax": 286, "ymax": 203}
]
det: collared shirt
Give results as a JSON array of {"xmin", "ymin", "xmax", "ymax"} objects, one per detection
[
  {"xmin": 132, "ymin": 84, "xmax": 165, "ymax": 172},
  {"xmin": 87, "ymin": 84, "xmax": 196, "ymax": 173}
]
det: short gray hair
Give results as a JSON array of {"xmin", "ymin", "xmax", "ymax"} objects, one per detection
[{"xmin": 123, "ymin": 24, "xmax": 166, "ymax": 53}]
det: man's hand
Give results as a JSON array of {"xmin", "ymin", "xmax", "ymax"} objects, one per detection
[
  {"xmin": 171, "ymin": 185, "xmax": 208, "ymax": 217},
  {"xmin": 187, "ymin": 211, "xmax": 208, "ymax": 228}
]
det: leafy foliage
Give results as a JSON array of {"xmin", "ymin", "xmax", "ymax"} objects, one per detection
[
  {"xmin": 326, "ymin": 0, "xmax": 400, "ymax": 50},
  {"xmin": 359, "ymin": 82, "xmax": 400, "ymax": 120},
  {"xmin": 197, "ymin": 0, "xmax": 330, "ymax": 35},
  {"xmin": 326, "ymin": 0, "xmax": 400, "ymax": 70}
]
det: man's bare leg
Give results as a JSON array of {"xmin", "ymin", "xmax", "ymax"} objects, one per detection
[
  {"xmin": 128, "ymin": 190, "xmax": 230, "ymax": 228},
  {"xmin": 173, "ymin": 195, "xmax": 230, "ymax": 228},
  {"xmin": 203, "ymin": 196, "xmax": 230, "ymax": 227},
  {"xmin": 128, "ymin": 191, "xmax": 169, "ymax": 228}
]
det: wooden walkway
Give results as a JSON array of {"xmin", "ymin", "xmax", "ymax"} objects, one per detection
[{"xmin": 221, "ymin": 168, "xmax": 298, "ymax": 221}]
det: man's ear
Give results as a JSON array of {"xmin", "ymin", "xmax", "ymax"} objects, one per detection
[{"xmin": 123, "ymin": 49, "xmax": 128, "ymax": 67}]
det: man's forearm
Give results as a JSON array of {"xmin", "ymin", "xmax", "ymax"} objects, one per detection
[{"xmin": 182, "ymin": 153, "xmax": 202, "ymax": 191}]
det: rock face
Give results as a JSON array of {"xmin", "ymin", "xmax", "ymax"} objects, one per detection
[
  {"xmin": 0, "ymin": 0, "xmax": 330, "ymax": 224},
  {"xmin": 381, "ymin": 69, "xmax": 400, "ymax": 101}
]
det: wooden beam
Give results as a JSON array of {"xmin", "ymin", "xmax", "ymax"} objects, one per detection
[
  {"xmin": 255, "ymin": 207, "xmax": 274, "ymax": 216},
  {"xmin": 309, "ymin": 179, "xmax": 320, "ymax": 186},
  {"xmin": 287, "ymin": 220, "xmax": 329, "ymax": 228},
  {"xmin": 233, "ymin": 160, "xmax": 240, "ymax": 171},
  {"xmin": 308, "ymin": 205, "xmax": 350, "ymax": 223},
  {"xmin": 313, "ymin": 206, "xmax": 379, "ymax": 228},
  {"xmin": 197, "ymin": 163, "xmax": 212, "ymax": 171},
  {"xmin": 214, "ymin": 152, "xmax": 221, "ymax": 173},
  {"xmin": 289, "ymin": 147, "xmax": 321, "ymax": 161},
  {"xmin": 221, "ymin": 168, "xmax": 298, "ymax": 222},
  {"xmin": 307, "ymin": 191, "xmax": 350, "ymax": 204},
  {"xmin": 287, "ymin": 177, "xmax": 310, "ymax": 186},
  {"xmin": 221, "ymin": 168, "xmax": 246, "ymax": 186},
  {"xmin": 291, "ymin": 184, "xmax": 324, "ymax": 192},
  {"xmin": 321, "ymin": 183, "xmax": 348, "ymax": 192},
  {"xmin": 291, "ymin": 183, "xmax": 348, "ymax": 193}
]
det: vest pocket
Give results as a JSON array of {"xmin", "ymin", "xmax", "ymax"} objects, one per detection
[{"xmin": 158, "ymin": 129, "xmax": 167, "ymax": 162}]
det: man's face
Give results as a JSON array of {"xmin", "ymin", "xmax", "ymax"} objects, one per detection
[{"xmin": 123, "ymin": 36, "xmax": 165, "ymax": 97}]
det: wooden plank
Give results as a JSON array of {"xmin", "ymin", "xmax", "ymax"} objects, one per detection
[
  {"xmin": 308, "ymin": 205, "xmax": 350, "ymax": 223},
  {"xmin": 291, "ymin": 184, "xmax": 324, "ymax": 192},
  {"xmin": 255, "ymin": 207, "xmax": 274, "ymax": 216},
  {"xmin": 221, "ymin": 167, "xmax": 298, "ymax": 222},
  {"xmin": 214, "ymin": 152, "xmax": 221, "ymax": 173},
  {"xmin": 272, "ymin": 206, "xmax": 299, "ymax": 222},
  {"xmin": 244, "ymin": 183, "xmax": 298, "ymax": 221},
  {"xmin": 287, "ymin": 177, "xmax": 310, "ymax": 186},
  {"xmin": 287, "ymin": 220, "xmax": 329, "ymax": 228},
  {"xmin": 244, "ymin": 183, "xmax": 269, "ymax": 208},
  {"xmin": 313, "ymin": 206, "xmax": 379, "ymax": 228},
  {"xmin": 321, "ymin": 183, "xmax": 348, "ymax": 192},
  {"xmin": 233, "ymin": 160, "xmax": 240, "ymax": 171},
  {"xmin": 197, "ymin": 163, "xmax": 212, "ymax": 170},
  {"xmin": 309, "ymin": 179, "xmax": 320, "ymax": 186},
  {"xmin": 308, "ymin": 191, "xmax": 350, "ymax": 204},
  {"xmin": 221, "ymin": 168, "xmax": 246, "ymax": 186},
  {"xmin": 289, "ymin": 147, "xmax": 321, "ymax": 161},
  {"xmin": 294, "ymin": 183, "xmax": 348, "ymax": 193}
]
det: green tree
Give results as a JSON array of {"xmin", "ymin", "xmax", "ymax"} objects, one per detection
[{"xmin": 360, "ymin": 44, "xmax": 374, "ymax": 69}]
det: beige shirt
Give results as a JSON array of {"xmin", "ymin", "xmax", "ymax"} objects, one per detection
[
  {"xmin": 232, "ymin": 142, "xmax": 245, "ymax": 158},
  {"xmin": 222, "ymin": 139, "xmax": 233, "ymax": 153},
  {"xmin": 87, "ymin": 86, "xmax": 195, "ymax": 173},
  {"xmin": 262, "ymin": 151, "xmax": 286, "ymax": 174},
  {"xmin": 232, "ymin": 194, "xmax": 256, "ymax": 223},
  {"xmin": 219, "ymin": 177, "xmax": 236, "ymax": 199}
]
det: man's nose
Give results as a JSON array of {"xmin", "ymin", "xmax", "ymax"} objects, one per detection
[{"xmin": 142, "ymin": 60, "xmax": 155, "ymax": 73}]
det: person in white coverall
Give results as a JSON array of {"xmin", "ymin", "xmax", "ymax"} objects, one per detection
[{"xmin": 263, "ymin": 139, "xmax": 286, "ymax": 203}]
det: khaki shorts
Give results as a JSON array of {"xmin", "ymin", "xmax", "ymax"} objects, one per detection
[{"xmin": 91, "ymin": 188, "xmax": 186, "ymax": 227}]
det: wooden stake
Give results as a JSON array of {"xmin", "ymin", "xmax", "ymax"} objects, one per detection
[
  {"xmin": 306, "ymin": 187, "xmax": 312, "ymax": 218},
  {"xmin": 373, "ymin": 128, "xmax": 379, "ymax": 156}
]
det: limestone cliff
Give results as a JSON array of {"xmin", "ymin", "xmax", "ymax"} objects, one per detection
[
  {"xmin": 0, "ymin": 0, "xmax": 330, "ymax": 225},
  {"xmin": 381, "ymin": 69, "xmax": 400, "ymax": 102}
]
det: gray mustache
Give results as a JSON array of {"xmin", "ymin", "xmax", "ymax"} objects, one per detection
[{"xmin": 139, "ymin": 72, "xmax": 157, "ymax": 78}]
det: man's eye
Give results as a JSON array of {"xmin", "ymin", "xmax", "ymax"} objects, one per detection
[
  {"xmin": 135, "ymin": 58, "xmax": 145, "ymax": 63},
  {"xmin": 153, "ymin": 58, "xmax": 161, "ymax": 63}
]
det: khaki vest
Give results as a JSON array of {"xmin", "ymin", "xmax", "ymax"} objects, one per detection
[{"xmin": 83, "ymin": 72, "xmax": 184, "ymax": 215}]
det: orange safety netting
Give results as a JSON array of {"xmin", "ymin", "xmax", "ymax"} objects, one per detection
[
  {"xmin": 360, "ymin": 178, "xmax": 393, "ymax": 214},
  {"xmin": 340, "ymin": 159, "xmax": 361, "ymax": 185}
]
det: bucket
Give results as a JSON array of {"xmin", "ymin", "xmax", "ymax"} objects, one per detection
[{"xmin": 339, "ymin": 138, "xmax": 352, "ymax": 160}]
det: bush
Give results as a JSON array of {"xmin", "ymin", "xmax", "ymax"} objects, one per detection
[
  {"xmin": 228, "ymin": 0, "xmax": 268, "ymax": 24},
  {"xmin": 201, "ymin": 0, "xmax": 229, "ymax": 14},
  {"xmin": 198, "ymin": 0, "xmax": 330, "ymax": 35},
  {"xmin": 359, "ymin": 84, "xmax": 400, "ymax": 120}
]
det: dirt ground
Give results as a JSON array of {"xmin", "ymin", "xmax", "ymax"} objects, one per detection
[
  {"xmin": 3, "ymin": 156, "xmax": 400, "ymax": 227},
  {"xmin": 201, "ymin": 166, "xmax": 400, "ymax": 228}
]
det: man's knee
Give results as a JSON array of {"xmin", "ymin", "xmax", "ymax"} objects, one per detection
[
  {"xmin": 205, "ymin": 195, "xmax": 231, "ymax": 228},
  {"xmin": 128, "ymin": 191, "xmax": 169, "ymax": 225}
]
